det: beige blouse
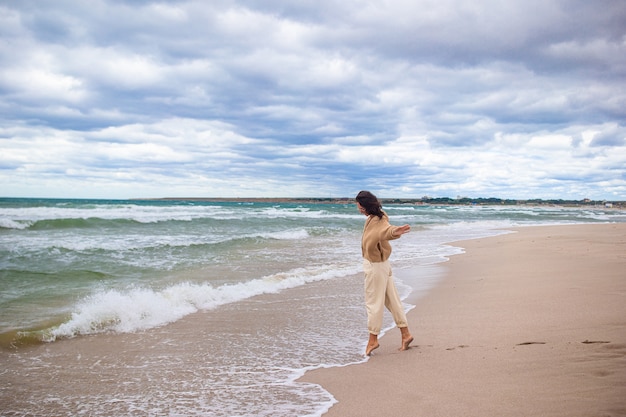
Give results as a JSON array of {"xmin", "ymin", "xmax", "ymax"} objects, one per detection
[{"xmin": 361, "ymin": 212, "xmax": 400, "ymax": 262}]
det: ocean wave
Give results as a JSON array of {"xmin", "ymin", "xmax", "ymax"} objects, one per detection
[
  {"xmin": 2, "ymin": 226, "xmax": 313, "ymax": 257},
  {"xmin": 31, "ymin": 217, "xmax": 139, "ymax": 230},
  {"xmin": 0, "ymin": 204, "xmax": 359, "ymax": 230},
  {"xmin": 255, "ymin": 228, "xmax": 310, "ymax": 240},
  {"xmin": 0, "ymin": 218, "xmax": 32, "ymax": 230},
  {"xmin": 43, "ymin": 264, "xmax": 358, "ymax": 342},
  {"xmin": 0, "ymin": 209, "xmax": 208, "ymax": 229}
]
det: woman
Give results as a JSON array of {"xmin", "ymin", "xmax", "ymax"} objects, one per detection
[{"xmin": 355, "ymin": 190, "xmax": 413, "ymax": 356}]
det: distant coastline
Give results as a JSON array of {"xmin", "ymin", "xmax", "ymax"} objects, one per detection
[
  {"xmin": 1, "ymin": 196, "xmax": 623, "ymax": 208},
  {"xmin": 137, "ymin": 197, "xmax": 625, "ymax": 208}
]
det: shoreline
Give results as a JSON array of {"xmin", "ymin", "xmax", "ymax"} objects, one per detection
[{"xmin": 299, "ymin": 223, "xmax": 626, "ymax": 417}]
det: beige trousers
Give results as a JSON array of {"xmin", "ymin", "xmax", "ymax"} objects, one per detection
[{"xmin": 363, "ymin": 259, "xmax": 408, "ymax": 335}]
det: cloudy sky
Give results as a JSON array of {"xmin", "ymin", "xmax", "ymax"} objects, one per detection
[{"xmin": 1, "ymin": 0, "xmax": 625, "ymax": 200}]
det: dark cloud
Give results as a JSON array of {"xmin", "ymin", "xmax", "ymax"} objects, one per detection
[{"xmin": 590, "ymin": 125, "xmax": 626, "ymax": 147}]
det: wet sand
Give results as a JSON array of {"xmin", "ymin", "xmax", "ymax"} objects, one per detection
[{"xmin": 300, "ymin": 223, "xmax": 626, "ymax": 417}]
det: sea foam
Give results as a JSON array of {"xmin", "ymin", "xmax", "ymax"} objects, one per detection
[{"xmin": 46, "ymin": 264, "xmax": 358, "ymax": 342}]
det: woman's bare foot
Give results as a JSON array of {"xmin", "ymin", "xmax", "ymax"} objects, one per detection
[
  {"xmin": 365, "ymin": 342, "xmax": 380, "ymax": 356},
  {"xmin": 400, "ymin": 335, "xmax": 414, "ymax": 351},
  {"xmin": 366, "ymin": 333, "xmax": 379, "ymax": 356},
  {"xmin": 399, "ymin": 327, "xmax": 413, "ymax": 351}
]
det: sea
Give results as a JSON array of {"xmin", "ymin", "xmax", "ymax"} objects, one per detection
[{"xmin": 1, "ymin": 198, "xmax": 624, "ymax": 416}]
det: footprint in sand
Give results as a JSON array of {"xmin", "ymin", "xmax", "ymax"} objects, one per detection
[{"xmin": 446, "ymin": 345, "xmax": 470, "ymax": 350}]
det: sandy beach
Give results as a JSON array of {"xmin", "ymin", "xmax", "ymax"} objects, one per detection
[{"xmin": 300, "ymin": 223, "xmax": 626, "ymax": 417}]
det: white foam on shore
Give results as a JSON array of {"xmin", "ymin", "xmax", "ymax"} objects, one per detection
[{"xmin": 45, "ymin": 264, "xmax": 359, "ymax": 341}]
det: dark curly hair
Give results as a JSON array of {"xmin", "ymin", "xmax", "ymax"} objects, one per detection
[{"xmin": 355, "ymin": 190, "xmax": 384, "ymax": 218}]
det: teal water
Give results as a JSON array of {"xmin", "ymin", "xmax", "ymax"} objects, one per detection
[{"xmin": 1, "ymin": 199, "xmax": 360, "ymax": 341}]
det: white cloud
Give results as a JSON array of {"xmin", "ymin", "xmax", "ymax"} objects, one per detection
[
  {"xmin": 5, "ymin": 68, "xmax": 87, "ymax": 102},
  {"xmin": 527, "ymin": 135, "xmax": 573, "ymax": 149}
]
